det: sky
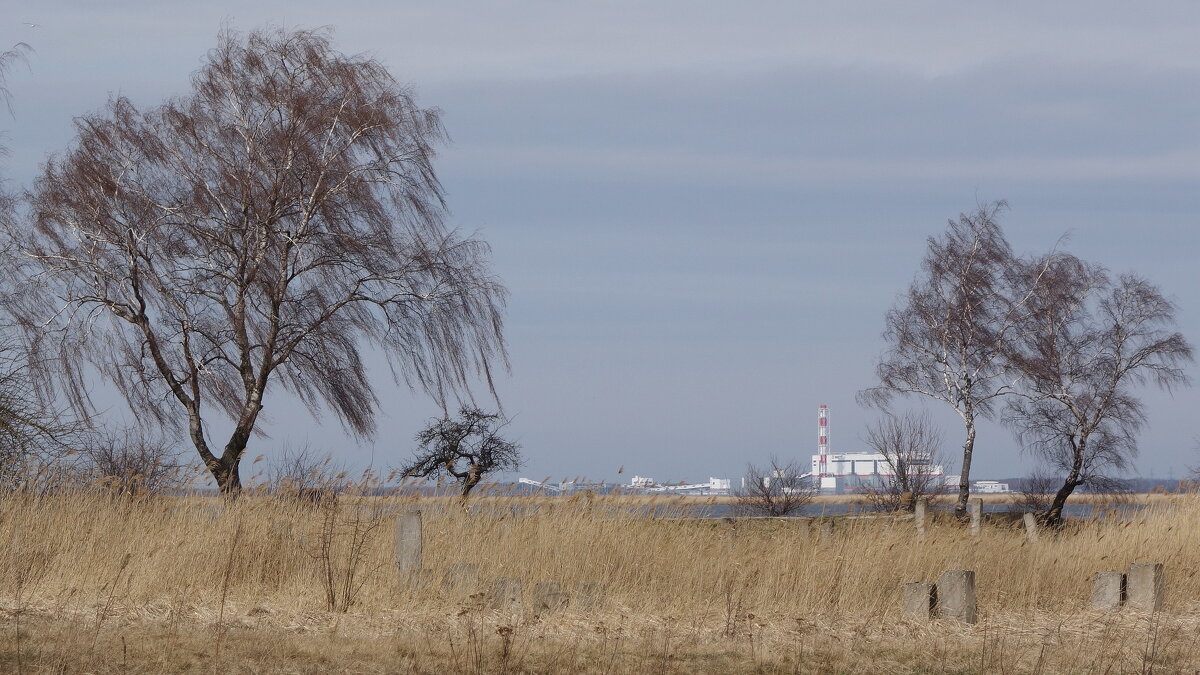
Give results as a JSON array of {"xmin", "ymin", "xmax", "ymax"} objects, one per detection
[{"xmin": 3, "ymin": 2, "xmax": 1200, "ymax": 485}]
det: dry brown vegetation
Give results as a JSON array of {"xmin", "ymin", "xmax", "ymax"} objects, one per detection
[{"xmin": 2, "ymin": 491, "xmax": 1200, "ymax": 673}]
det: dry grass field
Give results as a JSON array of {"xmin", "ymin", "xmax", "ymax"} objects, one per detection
[{"xmin": 2, "ymin": 490, "xmax": 1199, "ymax": 673}]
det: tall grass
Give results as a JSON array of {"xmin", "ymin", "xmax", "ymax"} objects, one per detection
[{"xmin": 2, "ymin": 489, "xmax": 1199, "ymax": 672}]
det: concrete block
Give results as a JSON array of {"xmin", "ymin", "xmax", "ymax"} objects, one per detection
[
  {"xmin": 1092, "ymin": 571, "xmax": 1125, "ymax": 611},
  {"xmin": 442, "ymin": 562, "xmax": 480, "ymax": 597},
  {"xmin": 395, "ymin": 511, "xmax": 422, "ymax": 572},
  {"xmin": 969, "ymin": 499, "xmax": 982, "ymax": 537},
  {"xmin": 489, "ymin": 577, "xmax": 523, "ymax": 612},
  {"xmin": 575, "ymin": 581, "xmax": 607, "ymax": 610},
  {"xmin": 937, "ymin": 569, "xmax": 977, "ymax": 624},
  {"xmin": 1023, "ymin": 513, "xmax": 1039, "ymax": 542},
  {"xmin": 1127, "ymin": 562, "xmax": 1164, "ymax": 612},
  {"xmin": 407, "ymin": 568, "xmax": 435, "ymax": 592},
  {"xmin": 533, "ymin": 581, "xmax": 569, "ymax": 614},
  {"xmin": 818, "ymin": 520, "xmax": 834, "ymax": 543},
  {"xmin": 902, "ymin": 582, "xmax": 936, "ymax": 621},
  {"xmin": 914, "ymin": 499, "xmax": 927, "ymax": 539}
]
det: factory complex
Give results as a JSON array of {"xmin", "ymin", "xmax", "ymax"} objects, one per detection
[{"xmin": 518, "ymin": 405, "xmax": 1011, "ymax": 496}]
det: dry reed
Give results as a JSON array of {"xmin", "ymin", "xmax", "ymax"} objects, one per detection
[{"xmin": 1, "ymin": 489, "xmax": 1199, "ymax": 672}]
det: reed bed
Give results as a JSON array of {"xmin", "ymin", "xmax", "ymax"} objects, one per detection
[{"xmin": 1, "ymin": 490, "xmax": 1199, "ymax": 672}]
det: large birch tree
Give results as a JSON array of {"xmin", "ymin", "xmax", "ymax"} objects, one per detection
[{"xmin": 3, "ymin": 29, "xmax": 507, "ymax": 494}]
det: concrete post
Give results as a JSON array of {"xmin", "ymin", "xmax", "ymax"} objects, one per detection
[
  {"xmin": 1126, "ymin": 562, "xmax": 1164, "ymax": 612},
  {"xmin": 1023, "ymin": 513, "xmax": 1039, "ymax": 542},
  {"xmin": 575, "ymin": 581, "xmax": 607, "ymax": 610},
  {"xmin": 819, "ymin": 520, "xmax": 834, "ymax": 543},
  {"xmin": 969, "ymin": 499, "xmax": 982, "ymax": 537},
  {"xmin": 442, "ymin": 562, "xmax": 480, "ymax": 598},
  {"xmin": 796, "ymin": 518, "xmax": 810, "ymax": 539},
  {"xmin": 395, "ymin": 511, "xmax": 422, "ymax": 572},
  {"xmin": 489, "ymin": 577, "xmax": 524, "ymax": 612},
  {"xmin": 901, "ymin": 582, "xmax": 936, "ymax": 621},
  {"xmin": 533, "ymin": 581, "xmax": 569, "ymax": 614},
  {"xmin": 937, "ymin": 570, "xmax": 977, "ymax": 624},
  {"xmin": 914, "ymin": 499, "xmax": 927, "ymax": 540},
  {"xmin": 1092, "ymin": 571, "xmax": 1125, "ymax": 611}
]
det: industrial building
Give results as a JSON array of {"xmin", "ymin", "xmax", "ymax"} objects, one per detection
[
  {"xmin": 810, "ymin": 404, "xmax": 948, "ymax": 494},
  {"xmin": 627, "ymin": 476, "xmax": 731, "ymax": 495},
  {"xmin": 972, "ymin": 480, "xmax": 1012, "ymax": 494}
]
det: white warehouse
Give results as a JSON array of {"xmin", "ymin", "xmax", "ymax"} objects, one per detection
[{"xmin": 811, "ymin": 451, "xmax": 946, "ymax": 493}]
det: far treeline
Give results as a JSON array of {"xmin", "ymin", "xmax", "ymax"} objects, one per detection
[{"xmin": 0, "ymin": 31, "xmax": 1194, "ymax": 518}]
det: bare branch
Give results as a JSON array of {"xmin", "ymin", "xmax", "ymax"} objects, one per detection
[
  {"xmin": 1002, "ymin": 256, "xmax": 1193, "ymax": 526},
  {"xmin": 1, "ymin": 28, "xmax": 508, "ymax": 494},
  {"xmin": 399, "ymin": 406, "xmax": 520, "ymax": 497}
]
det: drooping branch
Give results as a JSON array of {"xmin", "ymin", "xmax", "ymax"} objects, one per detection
[{"xmin": 3, "ymin": 28, "xmax": 508, "ymax": 493}]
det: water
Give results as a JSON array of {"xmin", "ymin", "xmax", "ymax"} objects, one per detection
[{"xmin": 686, "ymin": 502, "xmax": 1148, "ymax": 520}]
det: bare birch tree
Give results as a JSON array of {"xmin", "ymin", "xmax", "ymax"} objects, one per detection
[
  {"xmin": 1003, "ymin": 254, "xmax": 1191, "ymax": 526},
  {"xmin": 2, "ymin": 28, "xmax": 507, "ymax": 494},
  {"xmin": 859, "ymin": 202, "xmax": 1029, "ymax": 517}
]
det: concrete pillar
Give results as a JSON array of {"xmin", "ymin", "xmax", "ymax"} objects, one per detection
[
  {"xmin": 915, "ymin": 499, "xmax": 927, "ymax": 540},
  {"xmin": 969, "ymin": 499, "xmax": 982, "ymax": 537},
  {"xmin": 489, "ymin": 577, "xmax": 524, "ymax": 612},
  {"xmin": 902, "ymin": 582, "xmax": 936, "ymax": 621},
  {"xmin": 395, "ymin": 511, "xmax": 422, "ymax": 572},
  {"xmin": 1126, "ymin": 562, "xmax": 1164, "ymax": 612},
  {"xmin": 533, "ymin": 581, "xmax": 569, "ymax": 614},
  {"xmin": 442, "ymin": 562, "xmax": 480, "ymax": 598},
  {"xmin": 575, "ymin": 581, "xmax": 607, "ymax": 610},
  {"xmin": 1023, "ymin": 513, "xmax": 1039, "ymax": 542},
  {"xmin": 818, "ymin": 520, "xmax": 834, "ymax": 543},
  {"xmin": 937, "ymin": 570, "xmax": 977, "ymax": 624},
  {"xmin": 1092, "ymin": 571, "xmax": 1125, "ymax": 611}
]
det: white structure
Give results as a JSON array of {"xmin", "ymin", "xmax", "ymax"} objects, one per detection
[
  {"xmin": 973, "ymin": 480, "xmax": 1011, "ymax": 494},
  {"xmin": 629, "ymin": 476, "xmax": 731, "ymax": 495},
  {"xmin": 811, "ymin": 405, "xmax": 945, "ymax": 493}
]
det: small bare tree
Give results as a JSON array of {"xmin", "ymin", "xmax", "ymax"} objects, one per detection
[
  {"xmin": 400, "ymin": 406, "xmax": 520, "ymax": 496},
  {"xmin": 269, "ymin": 444, "xmax": 346, "ymax": 505},
  {"xmin": 1004, "ymin": 253, "xmax": 1192, "ymax": 527},
  {"xmin": 735, "ymin": 456, "xmax": 814, "ymax": 517},
  {"xmin": 859, "ymin": 202, "xmax": 1041, "ymax": 518},
  {"xmin": 82, "ymin": 428, "xmax": 186, "ymax": 497},
  {"xmin": 1013, "ymin": 470, "xmax": 1058, "ymax": 513},
  {"xmin": 4, "ymin": 28, "xmax": 507, "ymax": 494},
  {"xmin": 861, "ymin": 411, "xmax": 948, "ymax": 512}
]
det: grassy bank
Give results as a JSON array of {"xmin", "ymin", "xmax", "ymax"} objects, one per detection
[{"xmin": 2, "ymin": 491, "xmax": 1199, "ymax": 672}]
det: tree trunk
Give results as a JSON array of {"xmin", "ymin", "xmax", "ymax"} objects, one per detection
[
  {"xmin": 460, "ymin": 464, "xmax": 481, "ymax": 496},
  {"xmin": 1044, "ymin": 437, "xmax": 1086, "ymax": 528},
  {"xmin": 211, "ymin": 453, "xmax": 243, "ymax": 496},
  {"xmin": 208, "ymin": 423, "xmax": 255, "ymax": 496},
  {"xmin": 954, "ymin": 418, "xmax": 976, "ymax": 518},
  {"xmin": 208, "ymin": 403, "xmax": 262, "ymax": 496}
]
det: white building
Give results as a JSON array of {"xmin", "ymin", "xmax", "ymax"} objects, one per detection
[
  {"xmin": 629, "ymin": 476, "xmax": 731, "ymax": 495},
  {"xmin": 811, "ymin": 451, "xmax": 946, "ymax": 493},
  {"xmin": 973, "ymin": 480, "xmax": 1011, "ymax": 494}
]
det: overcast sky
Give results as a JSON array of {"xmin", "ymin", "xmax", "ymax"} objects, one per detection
[{"xmin": 4, "ymin": 2, "xmax": 1200, "ymax": 484}]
